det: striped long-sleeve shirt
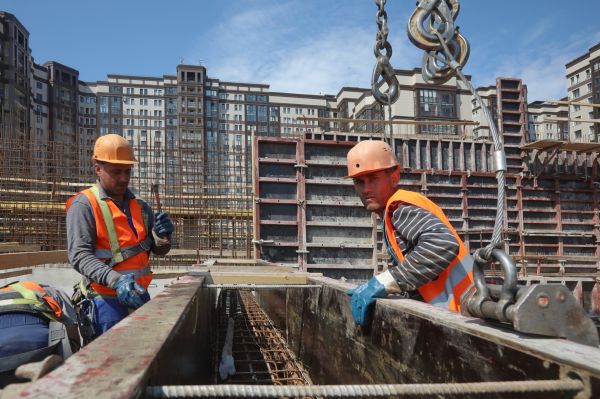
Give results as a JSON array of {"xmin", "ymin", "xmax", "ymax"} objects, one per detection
[{"xmin": 386, "ymin": 203, "xmax": 459, "ymax": 292}]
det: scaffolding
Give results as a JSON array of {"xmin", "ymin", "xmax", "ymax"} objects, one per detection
[{"xmin": 0, "ymin": 131, "xmax": 253, "ymax": 263}]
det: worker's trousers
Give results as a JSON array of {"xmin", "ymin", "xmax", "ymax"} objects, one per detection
[
  {"xmin": 0, "ymin": 313, "xmax": 49, "ymax": 387},
  {"xmin": 87, "ymin": 293, "xmax": 150, "ymax": 339}
]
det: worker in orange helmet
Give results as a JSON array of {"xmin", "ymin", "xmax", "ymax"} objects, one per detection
[
  {"xmin": 346, "ymin": 140, "xmax": 474, "ymax": 325},
  {"xmin": 65, "ymin": 134, "xmax": 173, "ymax": 342}
]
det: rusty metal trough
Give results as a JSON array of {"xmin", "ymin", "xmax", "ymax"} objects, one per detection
[{"xmin": 6, "ymin": 266, "xmax": 600, "ymax": 398}]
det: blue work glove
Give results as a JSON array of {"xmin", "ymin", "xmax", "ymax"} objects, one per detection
[
  {"xmin": 347, "ymin": 276, "xmax": 389, "ymax": 326},
  {"xmin": 153, "ymin": 211, "xmax": 174, "ymax": 238},
  {"xmin": 114, "ymin": 274, "xmax": 147, "ymax": 309}
]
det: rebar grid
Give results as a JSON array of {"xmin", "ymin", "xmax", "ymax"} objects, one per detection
[
  {"xmin": 214, "ymin": 289, "xmax": 312, "ymax": 386},
  {"xmin": 0, "ymin": 137, "xmax": 252, "ymax": 262}
]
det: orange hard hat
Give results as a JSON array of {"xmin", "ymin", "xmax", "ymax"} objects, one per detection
[
  {"xmin": 93, "ymin": 134, "xmax": 138, "ymax": 165},
  {"xmin": 346, "ymin": 140, "xmax": 398, "ymax": 178}
]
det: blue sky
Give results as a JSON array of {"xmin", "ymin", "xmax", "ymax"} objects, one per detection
[{"xmin": 4, "ymin": 1, "xmax": 600, "ymax": 102}]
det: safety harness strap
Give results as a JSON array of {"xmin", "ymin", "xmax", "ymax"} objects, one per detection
[
  {"xmin": 89, "ymin": 186, "xmax": 153, "ymax": 268},
  {"xmin": 0, "ymin": 284, "xmax": 59, "ymax": 322},
  {"xmin": 90, "ymin": 184, "xmax": 124, "ymax": 265}
]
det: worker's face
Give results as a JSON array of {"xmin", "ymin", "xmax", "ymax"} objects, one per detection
[
  {"xmin": 95, "ymin": 162, "xmax": 132, "ymax": 198},
  {"xmin": 352, "ymin": 167, "xmax": 399, "ymax": 215}
]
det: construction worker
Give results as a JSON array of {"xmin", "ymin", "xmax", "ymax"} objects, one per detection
[
  {"xmin": 0, "ymin": 281, "xmax": 78, "ymax": 387},
  {"xmin": 66, "ymin": 134, "xmax": 173, "ymax": 341},
  {"xmin": 346, "ymin": 140, "xmax": 474, "ymax": 325}
]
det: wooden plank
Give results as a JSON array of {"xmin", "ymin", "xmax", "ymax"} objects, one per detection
[
  {"xmin": 0, "ymin": 244, "xmax": 41, "ymax": 253},
  {"xmin": 0, "ymin": 269, "xmax": 33, "ymax": 279},
  {"xmin": 191, "ymin": 269, "xmax": 320, "ymax": 285},
  {"xmin": 0, "ymin": 251, "xmax": 68, "ymax": 270}
]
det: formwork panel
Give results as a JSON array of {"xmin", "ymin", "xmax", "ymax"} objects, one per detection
[
  {"xmin": 306, "ymin": 205, "xmax": 369, "ymax": 223},
  {"xmin": 305, "ymin": 226, "xmax": 372, "ymax": 245},
  {"xmin": 254, "ymin": 136, "xmax": 600, "ymax": 282},
  {"xmin": 259, "ymin": 182, "xmax": 296, "ymax": 200},
  {"xmin": 260, "ymin": 225, "xmax": 298, "ymax": 243},
  {"xmin": 258, "ymin": 142, "xmax": 296, "ymax": 159},
  {"xmin": 305, "ymin": 184, "xmax": 356, "ymax": 200},
  {"xmin": 259, "ymin": 204, "xmax": 297, "ymax": 221},
  {"xmin": 307, "ymin": 247, "xmax": 373, "ymax": 266},
  {"xmin": 259, "ymin": 163, "xmax": 296, "ymax": 178}
]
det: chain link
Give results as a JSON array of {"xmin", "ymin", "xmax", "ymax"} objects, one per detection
[
  {"xmin": 371, "ymin": 0, "xmax": 400, "ymax": 106},
  {"xmin": 407, "ymin": 0, "xmax": 469, "ymax": 84}
]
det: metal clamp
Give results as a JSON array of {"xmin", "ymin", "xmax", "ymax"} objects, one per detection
[
  {"xmin": 462, "ymin": 249, "xmax": 599, "ymax": 347},
  {"xmin": 465, "ymin": 248, "xmax": 517, "ymax": 322}
]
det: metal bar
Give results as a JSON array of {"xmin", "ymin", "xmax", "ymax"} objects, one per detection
[
  {"xmin": 205, "ymin": 284, "xmax": 322, "ymax": 289},
  {"xmin": 297, "ymin": 116, "xmax": 480, "ymax": 126},
  {"xmin": 146, "ymin": 379, "xmax": 584, "ymax": 398}
]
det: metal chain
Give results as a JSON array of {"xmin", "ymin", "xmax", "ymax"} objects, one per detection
[
  {"xmin": 407, "ymin": 0, "xmax": 469, "ymax": 84},
  {"xmin": 406, "ymin": 0, "xmax": 504, "ymax": 266},
  {"xmin": 372, "ymin": 0, "xmax": 400, "ymax": 107}
]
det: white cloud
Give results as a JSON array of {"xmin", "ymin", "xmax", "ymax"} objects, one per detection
[
  {"xmin": 474, "ymin": 30, "xmax": 600, "ymax": 102},
  {"xmin": 188, "ymin": 2, "xmax": 420, "ymax": 95}
]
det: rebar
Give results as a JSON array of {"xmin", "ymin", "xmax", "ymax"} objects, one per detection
[
  {"xmin": 213, "ymin": 289, "xmax": 312, "ymax": 386},
  {"xmin": 146, "ymin": 379, "xmax": 584, "ymax": 398}
]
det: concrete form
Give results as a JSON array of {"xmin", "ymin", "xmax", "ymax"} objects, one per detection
[{"xmin": 6, "ymin": 267, "xmax": 600, "ymax": 398}]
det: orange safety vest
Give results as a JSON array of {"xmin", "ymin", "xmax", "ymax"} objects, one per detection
[
  {"xmin": 0, "ymin": 281, "xmax": 63, "ymax": 321},
  {"xmin": 66, "ymin": 185, "xmax": 152, "ymax": 296},
  {"xmin": 384, "ymin": 189, "xmax": 474, "ymax": 311}
]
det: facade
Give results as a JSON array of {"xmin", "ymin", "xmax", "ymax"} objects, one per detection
[
  {"xmin": 565, "ymin": 43, "xmax": 600, "ymax": 142},
  {"xmin": 11, "ymin": 10, "xmax": 595, "ymax": 203},
  {"xmin": 527, "ymin": 100, "xmax": 569, "ymax": 141}
]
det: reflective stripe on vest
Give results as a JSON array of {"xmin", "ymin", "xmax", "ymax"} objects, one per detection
[
  {"xmin": 384, "ymin": 189, "xmax": 474, "ymax": 311},
  {"xmin": 66, "ymin": 185, "xmax": 152, "ymax": 296},
  {"xmin": 0, "ymin": 282, "xmax": 62, "ymax": 321}
]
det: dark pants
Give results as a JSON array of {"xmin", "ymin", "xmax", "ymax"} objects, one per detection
[
  {"xmin": 0, "ymin": 313, "xmax": 49, "ymax": 387},
  {"xmin": 83, "ymin": 292, "xmax": 150, "ymax": 340}
]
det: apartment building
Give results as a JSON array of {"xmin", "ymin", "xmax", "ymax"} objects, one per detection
[
  {"xmin": 0, "ymin": 12, "xmax": 34, "ymax": 147},
  {"xmin": 92, "ymin": 74, "xmax": 173, "ymax": 197},
  {"xmin": 0, "ymin": 13, "xmax": 93, "ymax": 181},
  {"xmin": 565, "ymin": 43, "xmax": 600, "ymax": 142},
  {"xmin": 343, "ymin": 70, "xmax": 499, "ymax": 140},
  {"xmin": 527, "ymin": 100, "xmax": 569, "ymax": 142}
]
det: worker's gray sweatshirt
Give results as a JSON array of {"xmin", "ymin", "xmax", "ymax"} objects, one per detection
[
  {"xmin": 66, "ymin": 183, "xmax": 171, "ymax": 289},
  {"xmin": 387, "ymin": 203, "xmax": 460, "ymax": 292}
]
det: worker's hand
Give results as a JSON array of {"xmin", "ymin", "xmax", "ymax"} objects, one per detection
[
  {"xmin": 347, "ymin": 275, "xmax": 389, "ymax": 325},
  {"xmin": 153, "ymin": 211, "xmax": 174, "ymax": 238},
  {"xmin": 113, "ymin": 274, "xmax": 147, "ymax": 309}
]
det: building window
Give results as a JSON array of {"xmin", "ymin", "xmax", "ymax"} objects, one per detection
[
  {"xmin": 418, "ymin": 89, "xmax": 455, "ymax": 118},
  {"xmin": 572, "ymin": 88, "xmax": 580, "ymax": 99}
]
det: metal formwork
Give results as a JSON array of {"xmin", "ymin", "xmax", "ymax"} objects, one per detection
[
  {"xmin": 253, "ymin": 137, "xmax": 376, "ymax": 278},
  {"xmin": 253, "ymin": 133, "xmax": 600, "ymax": 311}
]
